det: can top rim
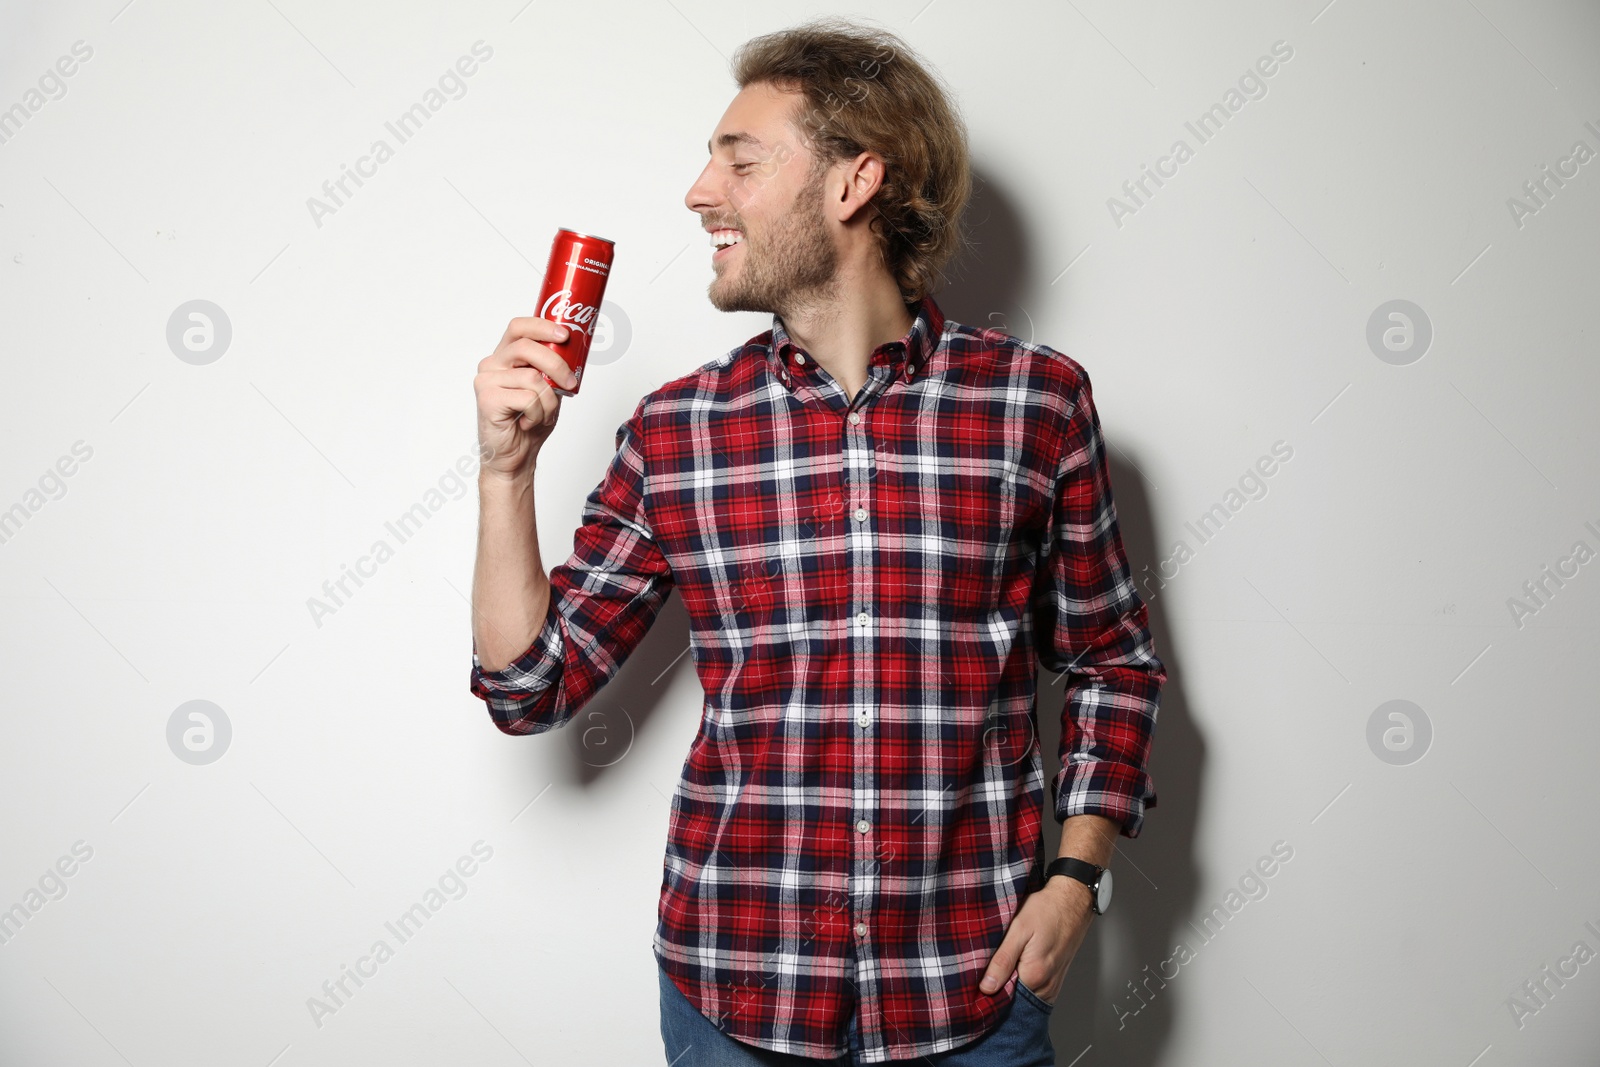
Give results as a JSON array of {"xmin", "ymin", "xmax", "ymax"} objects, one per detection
[{"xmin": 558, "ymin": 227, "xmax": 615, "ymax": 246}]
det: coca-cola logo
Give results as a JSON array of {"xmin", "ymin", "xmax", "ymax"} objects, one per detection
[{"xmin": 541, "ymin": 289, "xmax": 599, "ymax": 337}]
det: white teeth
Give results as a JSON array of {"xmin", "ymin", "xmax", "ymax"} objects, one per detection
[{"xmin": 710, "ymin": 230, "xmax": 743, "ymax": 248}]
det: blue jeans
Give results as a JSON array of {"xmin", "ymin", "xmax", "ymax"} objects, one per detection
[{"xmin": 658, "ymin": 962, "xmax": 1056, "ymax": 1066}]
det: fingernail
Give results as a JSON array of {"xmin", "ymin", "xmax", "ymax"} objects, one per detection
[
  {"xmin": 980, "ymin": 977, "xmax": 997, "ymax": 992},
  {"xmin": 557, "ymin": 326, "xmax": 570, "ymax": 340}
]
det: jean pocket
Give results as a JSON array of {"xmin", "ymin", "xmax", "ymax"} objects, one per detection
[{"xmin": 1015, "ymin": 975, "xmax": 1054, "ymax": 1013}]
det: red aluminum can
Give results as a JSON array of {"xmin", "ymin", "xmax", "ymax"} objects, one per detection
[{"xmin": 536, "ymin": 228, "xmax": 615, "ymax": 396}]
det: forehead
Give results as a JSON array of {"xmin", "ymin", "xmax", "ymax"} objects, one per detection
[{"xmin": 706, "ymin": 81, "xmax": 807, "ymax": 154}]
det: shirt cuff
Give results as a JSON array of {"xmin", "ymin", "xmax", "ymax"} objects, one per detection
[
  {"xmin": 1052, "ymin": 760, "xmax": 1157, "ymax": 839},
  {"xmin": 470, "ymin": 596, "xmax": 565, "ymax": 698}
]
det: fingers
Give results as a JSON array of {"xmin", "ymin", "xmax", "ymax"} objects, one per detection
[
  {"xmin": 476, "ymin": 364, "xmax": 559, "ymax": 431},
  {"xmin": 482, "ymin": 337, "xmax": 579, "ymax": 390},
  {"xmin": 498, "ymin": 315, "xmax": 571, "ymax": 350},
  {"xmin": 980, "ymin": 929, "xmax": 1024, "ymax": 994},
  {"xmin": 477, "ymin": 365, "xmax": 562, "ymax": 395},
  {"xmin": 489, "ymin": 379, "xmax": 557, "ymax": 429},
  {"xmin": 530, "ymin": 379, "xmax": 559, "ymax": 422}
]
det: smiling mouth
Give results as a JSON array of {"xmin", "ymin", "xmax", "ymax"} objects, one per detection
[{"xmin": 710, "ymin": 227, "xmax": 743, "ymax": 261}]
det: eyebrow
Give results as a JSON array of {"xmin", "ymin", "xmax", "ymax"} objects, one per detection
[{"xmin": 707, "ymin": 132, "xmax": 765, "ymax": 153}]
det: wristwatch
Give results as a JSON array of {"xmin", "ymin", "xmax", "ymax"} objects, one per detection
[{"xmin": 1045, "ymin": 857, "xmax": 1113, "ymax": 916}]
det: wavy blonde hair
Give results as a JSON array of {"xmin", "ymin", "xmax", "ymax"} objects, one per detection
[{"xmin": 732, "ymin": 18, "xmax": 972, "ymax": 304}]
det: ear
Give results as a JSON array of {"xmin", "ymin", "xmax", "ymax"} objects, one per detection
[{"xmin": 832, "ymin": 150, "xmax": 886, "ymax": 225}]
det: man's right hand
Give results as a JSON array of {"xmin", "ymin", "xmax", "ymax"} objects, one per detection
[{"xmin": 474, "ymin": 316, "xmax": 580, "ymax": 479}]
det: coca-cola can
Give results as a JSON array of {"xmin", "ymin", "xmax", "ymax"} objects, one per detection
[{"xmin": 537, "ymin": 228, "xmax": 615, "ymax": 396}]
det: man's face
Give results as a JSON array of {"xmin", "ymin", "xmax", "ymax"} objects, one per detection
[{"xmin": 684, "ymin": 82, "xmax": 839, "ymax": 316}]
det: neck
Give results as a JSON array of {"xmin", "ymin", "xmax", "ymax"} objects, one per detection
[{"xmin": 778, "ymin": 262, "xmax": 914, "ymax": 402}]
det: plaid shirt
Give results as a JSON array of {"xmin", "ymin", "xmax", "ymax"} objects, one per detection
[{"xmin": 470, "ymin": 295, "xmax": 1164, "ymax": 1061}]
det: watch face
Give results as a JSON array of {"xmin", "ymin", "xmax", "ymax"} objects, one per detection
[{"xmin": 1096, "ymin": 869, "xmax": 1114, "ymax": 913}]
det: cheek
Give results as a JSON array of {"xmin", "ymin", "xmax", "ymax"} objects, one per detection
[{"xmin": 734, "ymin": 183, "xmax": 783, "ymax": 227}]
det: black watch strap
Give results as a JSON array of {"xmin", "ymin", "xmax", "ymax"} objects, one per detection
[{"xmin": 1045, "ymin": 857, "xmax": 1106, "ymax": 913}]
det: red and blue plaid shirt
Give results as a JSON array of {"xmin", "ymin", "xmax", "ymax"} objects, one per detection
[{"xmin": 470, "ymin": 295, "xmax": 1164, "ymax": 1061}]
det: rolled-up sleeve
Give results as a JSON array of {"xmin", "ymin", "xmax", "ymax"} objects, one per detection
[
  {"xmin": 1030, "ymin": 370, "xmax": 1165, "ymax": 837},
  {"xmin": 470, "ymin": 396, "xmax": 674, "ymax": 735}
]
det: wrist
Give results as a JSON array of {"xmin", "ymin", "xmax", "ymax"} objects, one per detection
[
  {"xmin": 479, "ymin": 463, "xmax": 536, "ymax": 491},
  {"xmin": 1041, "ymin": 873, "xmax": 1091, "ymax": 910},
  {"xmin": 1044, "ymin": 855, "xmax": 1114, "ymax": 916}
]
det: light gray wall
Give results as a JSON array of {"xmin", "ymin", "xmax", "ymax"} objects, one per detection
[{"xmin": 2, "ymin": 1, "xmax": 1597, "ymax": 1064}]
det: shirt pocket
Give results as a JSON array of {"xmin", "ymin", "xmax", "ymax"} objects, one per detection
[{"xmin": 929, "ymin": 437, "xmax": 1024, "ymax": 613}]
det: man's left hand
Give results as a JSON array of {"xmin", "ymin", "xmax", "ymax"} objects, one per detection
[{"xmin": 978, "ymin": 877, "xmax": 1094, "ymax": 1005}]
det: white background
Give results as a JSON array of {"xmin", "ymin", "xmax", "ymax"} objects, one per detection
[{"xmin": 2, "ymin": 1, "xmax": 1598, "ymax": 1064}]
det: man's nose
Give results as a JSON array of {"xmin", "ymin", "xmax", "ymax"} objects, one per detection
[{"xmin": 685, "ymin": 159, "xmax": 720, "ymax": 216}]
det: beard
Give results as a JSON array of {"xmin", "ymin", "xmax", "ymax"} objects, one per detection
[{"xmin": 707, "ymin": 162, "xmax": 839, "ymax": 317}]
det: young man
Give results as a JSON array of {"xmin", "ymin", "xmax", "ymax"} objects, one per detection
[{"xmin": 470, "ymin": 18, "xmax": 1164, "ymax": 1066}]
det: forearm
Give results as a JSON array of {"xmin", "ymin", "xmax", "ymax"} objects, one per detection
[
  {"xmin": 472, "ymin": 467, "xmax": 551, "ymax": 672},
  {"xmin": 1035, "ymin": 812, "xmax": 1120, "ymax": 917},
  {"xmin": 1056, "ymin": 813, "xmax": 1118, "ymax": 866}
]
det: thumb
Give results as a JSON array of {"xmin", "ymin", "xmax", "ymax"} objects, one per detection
[{"xmin": 979, "ymin": 929, "xmax": 1024, "ymax": 994}]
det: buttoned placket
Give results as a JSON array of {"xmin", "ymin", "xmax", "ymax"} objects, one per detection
[
  {"xmin": 774, "ymin": 334, "xmax": 921, "ymax": 1059},
  {"xmin": 843, "ymin": 362, "xmax": 876, "ymax": 1055},
  {"xmin": 843, "ymin": 355, "xmax": 908, "ymax": 1059}
]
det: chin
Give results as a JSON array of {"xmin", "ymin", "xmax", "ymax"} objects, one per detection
[
  {"xmin": 708, "ymin": 278, "xmax": 771, "ymax": 315},
  {"xmin": 709, "ymin": 290, "xmax": 769, "ymax": 314}
]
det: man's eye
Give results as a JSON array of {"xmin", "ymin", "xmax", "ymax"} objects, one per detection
[{"xmin": 732, "ymin": 162, "xmax": 755, "ymax": 172}]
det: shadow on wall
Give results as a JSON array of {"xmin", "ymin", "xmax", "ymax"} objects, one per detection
[
  {"xmin": 526, "ymin": 165, "xmax": 1205, "ymax": 1067},
  {"xmin": 939, "ymin": 166, "xmax": 1206, "ymax": 1067},
  {"xmin": 936, "ymin": 166, "xmax": 1034, "ymax": 337},
  {"xmin": 549, "ymin": 591, "xmax": 694, "ymax": 792},
  {"xmin": 1041, "ymin": 450, "xmax": 1204, "ymax": 1067}
]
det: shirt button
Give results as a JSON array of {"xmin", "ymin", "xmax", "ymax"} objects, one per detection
[
  {"xmin": 853, "ymin": 508, "xmax": 868, "ymax": 522},
  {"xmin": 854, "ymin": 922, "xmax": 868, "ymax": 938},
  {"xmin": 857, "ymin": 713, "xmax": 871, "ymax": 728},
  {"xmin": 856, "ymin": 611, "xmax": 870, "ymax": 625},
  {"xmin": 856, "ymin": 819, "xmax": 871, "ymax": 833},
  {"xmin": 847, "ymin": 412, "xmax": 861, "ymax": 425},
  {"xmin": 794, "ymin": 352, "xmax": 805, "ymax": 364}
]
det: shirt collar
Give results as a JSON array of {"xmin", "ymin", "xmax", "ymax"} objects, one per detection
[{"xmin": 767, "ymin": 295, "xmax": 946, "ymax": 391}]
